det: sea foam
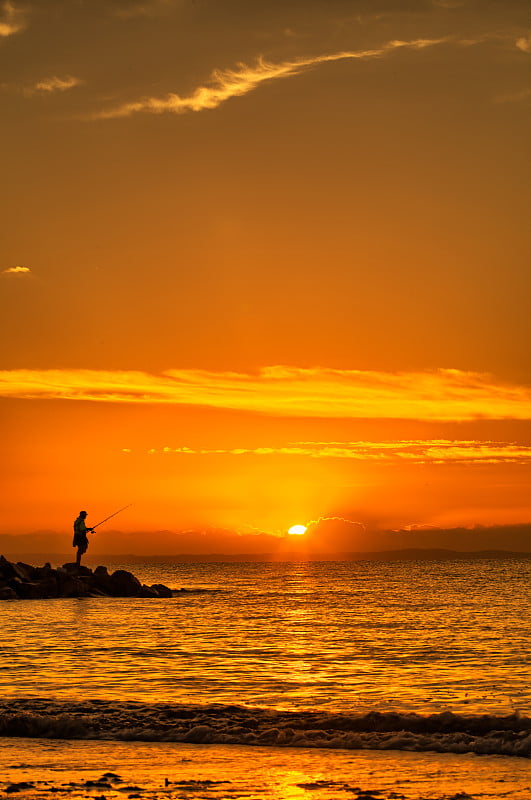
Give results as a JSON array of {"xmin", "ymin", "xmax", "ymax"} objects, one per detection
[{"xmin": 0, "ymin": 700, "xmax": 529, "ymax": 757}]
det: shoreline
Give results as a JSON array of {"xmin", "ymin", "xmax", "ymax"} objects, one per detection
[
  {"xmin": 1, "ymin": 737, "xmax": 530, "ymax": 800},
  {"xmin": 1, "ymin": 698, "xmax": 530, "ymax": 758}
]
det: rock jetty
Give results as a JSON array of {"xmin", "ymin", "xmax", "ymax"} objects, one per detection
[{"xmin": 0, "ymin": 556, "xmax": 175, "ymax": 600}]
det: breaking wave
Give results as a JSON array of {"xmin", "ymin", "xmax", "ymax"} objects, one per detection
[{"xmin": 0, "ymin": 700, "xmax": 529, "ymax": 757}]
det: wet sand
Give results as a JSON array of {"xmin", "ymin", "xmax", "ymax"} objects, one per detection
[{"xmin": 1, "ymin": 738, "xmax": 530, "ymax": 800}]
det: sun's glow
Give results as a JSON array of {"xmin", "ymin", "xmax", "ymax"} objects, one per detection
[{"xmin": 288, "ymin": 524, "xmax": 307, "ymax": 536}]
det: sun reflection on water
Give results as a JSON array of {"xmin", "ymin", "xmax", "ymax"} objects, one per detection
[{"xmin": 0, "ymin": 560, "xmax": 529, "ymax": 715}]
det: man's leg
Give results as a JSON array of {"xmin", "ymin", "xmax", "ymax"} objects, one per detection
[{"xmin": 77, "ymin": 538, "xmax": 88, "ymax": 567}]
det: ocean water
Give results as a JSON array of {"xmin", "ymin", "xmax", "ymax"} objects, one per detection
[
  {"xmin": 0, "ymin": 558, "xmax": 530, "ymax": 799},
  {"xmin": 1, "ymin": 558, "xmax": 529, "ymax": 714}
]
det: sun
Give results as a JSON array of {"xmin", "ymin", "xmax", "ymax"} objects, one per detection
[{"xmin": 288, "ymin": 524, "xmax": 307, "ymax": 536}]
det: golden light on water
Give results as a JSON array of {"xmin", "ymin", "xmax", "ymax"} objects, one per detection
[{"xmin": 288, "ymin": 525, "xmax": 307, "ymax": 536}]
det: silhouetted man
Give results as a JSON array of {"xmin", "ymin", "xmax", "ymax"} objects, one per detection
[{"xmin": 73, "ymin": 511, "xmax": 93, "ymax": 567}]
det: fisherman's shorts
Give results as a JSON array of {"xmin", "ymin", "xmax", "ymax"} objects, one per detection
[{"xmin": 73, "ymin": 534, "xmax": 88, "ymax": 554}]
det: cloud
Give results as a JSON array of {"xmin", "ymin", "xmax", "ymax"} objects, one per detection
[
  {"xmin": 304, "ymin": 519, "xmax": 531, "ymax": 554},
  {"xmin": 1, "ymin": 366, "xmax": 531, "ymax": 421},
  {"xmin": 0, "ymin": 0, "xmax": 25, "ymax": 37},
  {"xmin": 431, "ymin": 0, "xmax": 466, "ymax": 7},
  {"xmin": 516, "ymin": 35, "xmax": 531, "ymax": 53},
  {"xmin": 142, "ymin": 440, "xmax": 531, "ymax": 465},
  {"xmin": 29, "ymin": 76, "xmax": 81, "ymax": 95},
  {"xmin": 291, "ymin": 516, "xmax": 367, "ymax": 553},
  {"xmin": 2, "ymin": 265, "xmax": 31, "ymax": 275},
  {"xmin": 495, "ymin": 87, "xmax": 531, "ymax": 103},
  {"xmin": 90, "ymin": 36, "xmax": 451, "ymax": 119},
  {"xmin": 110, "ymin": 0, "xmax": 183, "ymax": 18}
]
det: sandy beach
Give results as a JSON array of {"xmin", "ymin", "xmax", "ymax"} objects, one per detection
[{"xmin": 1, "ymin": 737, "xmax": 531, "ymax": 800}]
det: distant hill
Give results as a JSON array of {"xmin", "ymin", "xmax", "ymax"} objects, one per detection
[
  {"xmin": 2, "ymin": 551, "xmax": 531, "ymax": 566},
  {"xmin": 0, "ymin": 523, "xmax": 530, "ymax": 561}
]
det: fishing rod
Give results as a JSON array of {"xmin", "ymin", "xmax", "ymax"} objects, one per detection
[{"xmin": 91, "ymin": 504, "xmax": 133, "ymax": 532}]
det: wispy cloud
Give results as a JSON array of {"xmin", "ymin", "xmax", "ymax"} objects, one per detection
[
  {"xmin": 90, "ymin": 36, "xmax": 453, "ymax": 119},
  {"xmin": 516, "ymin": 35, "xmax": 531, "ymax": 53},
  {"xmin": 1, "ymin": 366, "xmax": 531, "ymax": 421},
  {"xmin": 431, "ymin": 0, "xmax": 466, "ymax": 7},
  {"xmin": 142, "ymin": 440, "xmax": 531, "ymax": 465},
  {"xmin": 495, "ymin": 87, "xmax": 531, "ymax": 103},
  {"xmin": 28, "ymin": 76, "xmax": 81, "ymax": 95},
  {"xmin": 2, "ymin": 265, "xmax": 31, "ymax": 275},
  {"xmin": 0, "ymin": 0, "xmax": 25, "ymax": 37},
  {"xmin": 110, "ymin": 0, "xmax": 182, "ymax": 18}
]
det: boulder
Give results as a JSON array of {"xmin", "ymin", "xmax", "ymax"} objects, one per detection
[
  {"xmin": 0, "ymin": 585, "xmax": 18, "ymax": 600},
  {"xmin": 0, "ymin": 556, "xmax": 178, "ymax": 600},
  {"xmin": 36, "ymin": 575, "xmax": 60, "ymax": 597},
  {"xmin": 31, "ymin": 563, "xmax": 55, "ymax": 580},
  {"xmin": 6, "ymin": 577, "xmax": 24, "ymax": 598},
  {"xmin": 62, "ymin": 563, "xmax": 93, "ymax": 576},
  {"xmin": 16, "ymin": 576, "xmax": 58, "ymax": 599},
  {"xmin": 150, "ymin": 583, "xmax": 173, "ymax": 598},
  {"xmin": 109, "ymin": 569, "xmax": 143, "ymax": 597},
  {"xmin": 0, "ymin": 554, "xmax": 12, "ymax": 579},
  {"xmin": 139, "ymin": 584, "xmax": 160, "ymax": 597},
  {"xmin": 8, "ymin": 578, "xmax": 49, "ymax": 599},
  {"xmin": 0, "ymin": 556, "xmax": 29, "ymax": 582},
  {"xmin": 15, "ymin": 562, "xmax": 35, "ymax": 581},
  {"xmin": 91, "ymin": 565, "xmax": 113, "ymax": 595},
  {"xmin": 55, "ymin": 570, "xmax": 90, "ymax": 598}
]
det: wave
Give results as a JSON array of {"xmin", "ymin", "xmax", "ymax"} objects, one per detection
[{"xmin": 0, "ymin": 700, "xmax": 529, "ymax": 757}]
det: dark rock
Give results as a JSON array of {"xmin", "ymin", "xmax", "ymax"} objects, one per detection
[
  {"xmin": 139, "ymin": 584, "xmax": 160, "ymax": 597},
  {"xmin": 62, "ymin": 563, "xmax": 93, "ymax": 576},
  {"xmin": 6, "ymin": 577, "xmax": 25, "ymax": 598},
  {"xmin": 29, "ymin": 576, "xmax": 59, "ymax": 598},
  {"xmin": 101, "ymin": 773, "xmax": 122, "ymax": 782},
  {"xmin": 0, "ymin": 585, "xmax": 18, "ymax": 600},
  {"xmin": 0, "ymin": 555, "xmax": 29, "ymax": 582},
  {"xmin": 91, "ymin": 565, "xmax": 114, "ymax": 595},
  {"xmin": 32, "ymin": 563, "xmax": 55, "ymax": 580},
  {"xmin": 55, "ymin": 570, "xmax": 90, "ymax": 597},
  {"xmin": 0, "ymin": 556, "xmax": 180, "ymax": 600},
  {"xmin": 84, "ymin": 779, "xmax": 112, "ymax": 788},
  {"xmin": 15, "ymin": 561, "xmax": 35, "ymax": 581},
  {"xmin": 109, "ymin": 569, "xmax": 142, "ymax": 597},
  {"xmin": 0, "ymin": 554, "xmax": 13, "ymax": 578},
  {"xmin": 8, "ymin": 578, "xmax": 53, "ymax": 599},
  {"xmin": 41, "ymin": 575, "xmax": 59, "ymax": 596},
  {"xmin": 150, "ymin": 583, "xmax": 173, "ymax": 598},
  {"xmin": 6, "ymin": 782, "xmax": 35, "ymax": 793}
]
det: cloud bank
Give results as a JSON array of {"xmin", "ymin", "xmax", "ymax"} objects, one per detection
[
  {"xmin": 496, "ymin": 87, "xmax": 531, "ymax": 103},
  {"xmin": 91, "ymin": 36, "xmax": 451, "ymax": 119},
  {"xmin": 2, "ymin": 265, "xmax": 30, "ymax": 275},
  {"xmin": 142, "ymin": 440, "xmax": 531, "ymax": 465},
  {"xmin": 110, "ymin": 0, "xmax": 182, "ymax": 18},
  {"xmin": 2, "ymin": 366, "xmax": 531, "ymax": 421},
  {"xmin": 4, "ymin": 522, "xmax": 531, "ymax": 557}
]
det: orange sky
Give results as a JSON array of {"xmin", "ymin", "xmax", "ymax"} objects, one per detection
[{"xmin": 1, "ymin": 0, "xmax": 531, "ymax": 547}]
